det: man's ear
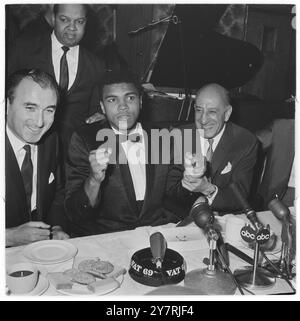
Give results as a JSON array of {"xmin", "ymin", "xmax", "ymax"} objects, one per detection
[
  {"xmin": 225, "ymin": 105, "xmax": 232, "ymax": 122},
  {"xmin": 100, "ymin": 101, "xmax": 106, "ymax": 114}
]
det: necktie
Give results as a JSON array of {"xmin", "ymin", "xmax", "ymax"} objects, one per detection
[
  {"xmin": 206, "ymin": 138, "xmax": 214, "ymax": 181},
  {"xmin": 206, "ymin": 138, "xmax": 214, "ymax": 162},
  {"xmin": 21, "ymin": 145, "xmax": 33, "ymax": 215},
  {"xmin": 59, "ymin": 46, "xmax": 70, "ymax": 93}
]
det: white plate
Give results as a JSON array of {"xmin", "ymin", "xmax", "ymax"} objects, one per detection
[
  {"xmin": 56, "ymin": 275, "xmax": 123, "ymax": 296},
  {"xmin": 9, "ymin": 275, "xmax": 49, "ymax": 296},
  {"xmin": 23, "ymin": 240, "xmax": 78, "ymax": 264}
]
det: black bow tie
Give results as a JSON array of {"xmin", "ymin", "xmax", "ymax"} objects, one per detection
[{"xmin": 117, "ymin": 133, "xmax": 141, "ymax": 143}]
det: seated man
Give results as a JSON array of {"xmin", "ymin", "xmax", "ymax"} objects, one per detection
[
  {"xmin": 65, "ymin": 70, "xmax": 180, "ymax": 236},
  {"xmin": 6, "ymin": 69, "xmax": 69, "ymax": 247},
  {"xmin": 166, "ymin": 83, "xmax": 258, "ymax": 215},
  {"xmin": 256, "ymin": 118, "xmax": 295, "ymax": 209}
]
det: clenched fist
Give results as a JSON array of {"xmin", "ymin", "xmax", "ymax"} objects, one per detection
[
  {"xmin": 184, "ymin": 152, "xmax": 206, "ymax": 178},
  {"xmin": 89, "ymin": 147, "xmax": 112, "ymax": 183}
]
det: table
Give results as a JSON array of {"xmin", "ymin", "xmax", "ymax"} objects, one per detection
[{"xmin": 5, "ymin": 209, "xmax": 296, "ymax": 296}]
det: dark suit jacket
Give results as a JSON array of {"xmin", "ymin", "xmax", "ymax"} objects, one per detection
[
  {"xmin": 257, "ymin": 119, "xmax": 295, "ymax": 208},
  {"xmin": 5, "ymin": 130, "xmax": 66, "ymax": 229},
  {"xmin": 7, "ymin": 31, "xmax": 105, "ymax": 130},
  {"xmin": 166, "ymin": 122, "xmax": 258, "ymax": 215},
  {"xmin": 65, "ymin": 121, "xmax": 180, "ymax": 236}
]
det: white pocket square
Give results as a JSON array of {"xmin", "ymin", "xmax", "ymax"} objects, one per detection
[
  {"xmin": 48, "ymin": 172, "xmax": 55, "ymax": 184},
  {"xmin": 221, "ymin": 162, "xmax": 232, "ymax": 174}
]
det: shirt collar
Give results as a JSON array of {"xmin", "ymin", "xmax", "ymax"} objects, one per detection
[
  {"xmin": 51, "ymin": 31, "xmax": 79, "ymax": 56},
  {"xmin": 112, "ymin": 122, "xmax": 143, "ymax": 137},
  {"xmin": 199, "ymin": 123, "xmax": 226, "ymax": 150}
]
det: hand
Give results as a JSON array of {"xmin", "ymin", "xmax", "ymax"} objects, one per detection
[
  {"xmin": 184, "ymin": 152, "xmax": 206, "ymax": 178},
  {"xmin": 6, "ymin": 221, "xmax": 51, "ymax": 247},
  {"xmin": 182, "ymin": 174, "xmax": 215, "ymax": 195},
  {"xmin": 89, "ymin": 147, "xmax": 112, "ymax": 183},
  {"xmin": 51, "ymin": 226, "xmax": 69, "ymax": 240},
  {"xmin": 85, "ymin": 112, "xmax": 106, "ymax": 124}
]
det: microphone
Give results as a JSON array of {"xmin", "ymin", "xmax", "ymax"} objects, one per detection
[
  {"xmin": 189, "ymin": 196, "xmax": 215, "ymax": 231},
  {"xmin": 150, "ymin": 232, "xmax": 167, "ymax": 269},
  {"xmin": 190, "ymin": 197, "xmax": 229, "ymax": 269},
  {"xmin": 268, "ymin": 197, "xmax": 294, "ymax": 254},
  {"xmin": 230, "ymin": 182, "xmax": 262, "ymax": 230},
  {"xmin": 268, "ymin": 197, "xmax": 290, "ymax": 221}
]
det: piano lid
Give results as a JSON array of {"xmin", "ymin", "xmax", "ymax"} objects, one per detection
[{"xmin": 150, "ymin": 4, "xmax": 263, "ymax": 90}]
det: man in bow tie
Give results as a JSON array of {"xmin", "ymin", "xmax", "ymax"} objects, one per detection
[
  {"xmin": 65, "ymin": 70, "xmax": 181, "ymax": 235},
  {"xmin": 167, "ymin": 83, "xmax": 258, "ymax": 215},
  {"xmin": 5, "ymin": 69, "xmax": 69, "ymax": 247}
]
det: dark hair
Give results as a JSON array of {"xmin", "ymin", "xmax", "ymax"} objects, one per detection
[
  {"xmin": 6, "ymin": 69, "xmax": 60, "ymax": 104},
  {"xmin": 53, "ymin": 3, "xmax": 89, "ymax": 17},
  {"xmin": 100, "ymin": 69, "xmax": 143, "ymax": 101}
]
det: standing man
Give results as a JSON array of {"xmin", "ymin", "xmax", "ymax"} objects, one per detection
[
  {"xmin": 6, "ymin": 69, "xmax": 69, "ymax": 247},
  {"xmin": 65, "ymin": 70, "xmax": 180, "ymax": 236},
  {"xmin": 7, "ymin": 4, "xmax": 105, "ymax": 157},
  {"xmin": 167, "ymin": 83, "xmax": 258, "ymax": 214}
]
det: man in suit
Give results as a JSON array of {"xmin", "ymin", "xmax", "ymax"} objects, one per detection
[
  {"xmin": 65, "ymin": 70, "xmax": 180, "ymax": 236},
  {"xmin": 6, "ymin": 69, "xmax": 69, "ymax": 247},
  {"xmin": 166, "ymin": 83, "xmax": 258, "ymax": 215},
  {"xmin": 7, "ymin": 4, "xmax": 105, "ymax": 157},
  {"xmin": 256, "ymin": 119, "xmax": 295, "ymax": 209}
]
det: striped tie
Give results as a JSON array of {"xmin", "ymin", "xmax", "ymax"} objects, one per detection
[{"xmin": 206, "ymin": 138, "xmax": 214, "ymax": 180}]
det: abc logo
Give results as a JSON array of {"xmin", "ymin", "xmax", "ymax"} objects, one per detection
[
  {"xmin": 256, "ymin": 229, "xmax": 270, "ymax": 244},
  {"xmin": 240, "ymin": 226, "xmax": 256, "ymax": 243}
]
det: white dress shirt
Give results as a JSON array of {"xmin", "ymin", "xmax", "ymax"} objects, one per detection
[
  {"xmin": 6, "ymin": 127, "xmax": 38, "ymax": 211},
  {"xmin": 51, "ymin": 31, "xmax": 79, "ymax": 90},
  {"xmin": 113, "ymin": 123, "xmax": 146, "ymax": 201},
  {"xmin": 197, "ymin": 124, "xmax": 226, "ymax": 204},
  {"xmin": 198, "ymin": 124, "xmax": 226, "ymax": 158}
]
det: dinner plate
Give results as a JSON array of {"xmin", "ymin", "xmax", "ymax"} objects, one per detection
[
  {"xmin": 9, "ymin": 275, "xmax": 49, "ymax": 296},
  {"xmin": 56, "ymin": 275, "xmax": 123, "ymax": 296},
  {"xmin": 23, "ymin": 240, "xmax": 78, "ymax": 264}
]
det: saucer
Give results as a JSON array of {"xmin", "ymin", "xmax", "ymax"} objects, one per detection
[{"xmin": 9, "ymin": 275, "xmax": 49, "ymax": 296}]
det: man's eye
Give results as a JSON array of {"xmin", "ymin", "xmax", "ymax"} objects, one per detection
[
  {"xmin": 60, "ymin": 16, "xmax": 67, "ymax": 23},
  {"xmin": 107, "ymin": 98, "xmax": 115, "ymax": 103},
  {"xmin": 25, "ymin": 106, "xmax": 35, "ymax": 111},
  {"xmin": 77, "ymin": 19, "xmax": 86, "ymax": 25},
  {"xmin": 45, "ymin": 108, "xmax": 55, "ymax": 114},
  {"xmin": 127, "ymin": 95, "xmax": 136, "ymax": 101}
]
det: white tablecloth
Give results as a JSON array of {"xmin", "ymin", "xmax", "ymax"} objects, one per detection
[{"xmin": 5, "ymin": 209, "xmax": 296, "ymax": 297}]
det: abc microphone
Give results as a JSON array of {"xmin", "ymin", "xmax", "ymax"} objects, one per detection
[
  {"xmin": 150, "ymin": 232, "xmax": 167, "ymax": 269},
  {"xmin": 230, "ymin": 182, "xmax": 262, "ymax": 230}
]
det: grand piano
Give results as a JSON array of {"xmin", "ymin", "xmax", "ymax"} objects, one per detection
[{"xmin": 137, "ymin": 4, "xmax": 294, "ymax": 132}]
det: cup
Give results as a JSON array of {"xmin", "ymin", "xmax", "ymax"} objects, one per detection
[
  {"xmin": 224, "ymin": 215, "xmax": 246, "ymax": 244},
  {"xmin": 6, "ymin": 263, "xmax": 38, "ymax": 294}
]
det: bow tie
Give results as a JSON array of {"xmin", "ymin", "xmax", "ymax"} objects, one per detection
[{"xmin": 117, "ymin": 133, "xmax": 142, "ymax": 143}]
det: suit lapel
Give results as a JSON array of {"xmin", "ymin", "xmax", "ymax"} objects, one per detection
[
  {"xmin": 67, "ymin": 46, "xmax": 82, "ymax": 94},
  {"xmin": 211, "ymin": 123, "xmax": 234, "ymax": 179},
  {"xmin": 39, "ymin": 34, "xmax": 56, "ymax": 77},
  {"xmin": 142, "ymin": 127, "xmax": 155, "ymax": 213},
  {"xmin": 36, "ymin": 137, "xmax": 52, "ymax": 221},
  {"xmin": 5, "ymin": 134, "xmax": 29, "ymax": 222}
]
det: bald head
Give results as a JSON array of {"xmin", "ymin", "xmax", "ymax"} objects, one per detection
[
  {"xmin": 196, "ymin": 83, "xmax": 230, "ymax": 107},
  {"xmin": 194, "ymin": 83, "xmax": 232, "ymax": 139}
]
